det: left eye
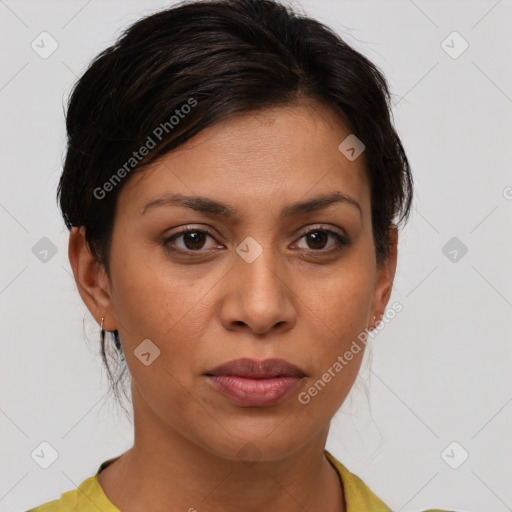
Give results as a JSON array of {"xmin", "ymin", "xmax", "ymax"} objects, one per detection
[{"xmin": 295, "ymin": 229, "xmax": 350, "ymax": 252}]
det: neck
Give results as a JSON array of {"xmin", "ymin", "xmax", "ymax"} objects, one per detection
[{"xmin": 98, "ymin": 385, "xmax": 346, "ymax": 512}]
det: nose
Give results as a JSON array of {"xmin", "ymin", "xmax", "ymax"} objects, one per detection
[{"xmin": 219, "ymin": 243, "xmax": 297, "ymax": 336}]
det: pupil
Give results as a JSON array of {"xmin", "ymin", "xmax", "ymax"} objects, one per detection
[
  {"xmin": 308, "ymin": 231, "xmax": 327, "ymax": 249},
  {"xmin": 185, "ymin": 231, "xmax": 205, "ymax": 250}
]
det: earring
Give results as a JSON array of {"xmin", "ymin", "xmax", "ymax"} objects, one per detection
[{"xmin": 100, "ymin": 316, "xmax": 105, "ymax": 345}]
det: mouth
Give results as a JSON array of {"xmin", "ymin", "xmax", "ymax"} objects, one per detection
[{"xmin": 204, "ymin": 358, "xmax": 306, "ymax": 407}]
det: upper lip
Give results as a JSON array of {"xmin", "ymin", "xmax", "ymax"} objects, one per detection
[{"xmin": 205, "ymin": 358, "xmax": 305, "ymax": 379}]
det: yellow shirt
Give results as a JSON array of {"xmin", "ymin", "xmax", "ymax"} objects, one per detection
[{"xmin": 25, "ymin": 450, "xmax": 452, "ymax": 512}]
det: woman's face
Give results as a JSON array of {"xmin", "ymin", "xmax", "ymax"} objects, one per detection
[{"xmin": 74, "ymin": 101, "xmax": 396, "ymax": 462}]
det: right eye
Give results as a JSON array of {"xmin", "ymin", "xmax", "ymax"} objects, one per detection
[{"xmin": 163, "ymin": 227, "xmax": 223, "ymax": 254}]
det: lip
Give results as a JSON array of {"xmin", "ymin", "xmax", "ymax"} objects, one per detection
[{"xmin": 205, "ymin": 358, "xmax": 306, "ymax": 407}]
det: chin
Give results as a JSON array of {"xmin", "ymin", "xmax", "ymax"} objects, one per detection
[{"xmin": 193, "ymin": 424, "xmax": 310, "ymax": 465}]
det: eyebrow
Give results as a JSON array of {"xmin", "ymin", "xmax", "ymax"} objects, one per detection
[{"xmin": 141, "ymin": 191, "xmax": 362, "ymax": 220}]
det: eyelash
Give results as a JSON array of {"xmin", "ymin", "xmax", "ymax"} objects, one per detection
[{"xmin": 163, "ymin": 226, "xmax": 351, "ymax": 256}]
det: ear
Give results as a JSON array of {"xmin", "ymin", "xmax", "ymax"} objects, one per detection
[
  {"xmin": 68, "ymin": 227, "xmax": 117, "ymax": 332},
  {"xmin": 370, "ymin": 224, "xmax": 398, "ymax": 328}
]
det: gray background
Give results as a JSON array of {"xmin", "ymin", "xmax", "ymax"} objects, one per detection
[{"xmin": 1, "ymin": 1, "xmax": 511, "ymax": 511}]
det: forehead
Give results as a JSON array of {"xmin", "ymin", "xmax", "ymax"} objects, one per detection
[{"xmin": 119, "ymin": 102, "xmax": 370, "ymax": 219}]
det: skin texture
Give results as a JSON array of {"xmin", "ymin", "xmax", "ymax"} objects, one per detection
[{"xmin": 69, "ymin": 100, "xmax": 397, "ymax": 512}]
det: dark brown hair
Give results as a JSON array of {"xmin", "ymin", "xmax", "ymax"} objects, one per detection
[{"xmin": 58, "ymin": 0, "xmax": 413, "ymax": 412}]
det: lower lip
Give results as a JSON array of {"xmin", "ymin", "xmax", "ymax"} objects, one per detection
[{"xmin": 206, "ymin": 375, "xmax": 303, "ymax": 407}]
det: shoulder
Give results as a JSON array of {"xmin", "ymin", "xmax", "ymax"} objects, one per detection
[
  {"xmin": 24, "ymin": 459, "xmax": 121, "ymax": 512},
  {"xmin": 325, "ymin": 449, "xmax": 392, "ymax": 512},
  {"xmin": 324, "ymin": 450, "xmax": 457, "ymax": 512},
  {"xmin": 24, "ymin": 475, "xmax": 112, "ymax": 511},
  {"xmin": 24, "ymin": 482, "xmax": 82, "ymax": 512}
]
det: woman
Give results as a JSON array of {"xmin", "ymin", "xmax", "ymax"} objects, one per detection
[{"xmin": 26, "ymin": 0, "xmax": 452, "ymax": 510}]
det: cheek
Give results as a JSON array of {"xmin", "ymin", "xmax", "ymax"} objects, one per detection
[
  {"xmin": 107, "ymin": 245, "xmax": 221, "ymax": 395},
  {"xmin": 294, "ymin": 296, "xmax": 368, "ymax": 422},
  {"xmin": 108, "ymin": 257, "xmax": 210, "ymax": 425},
  {"xmin": 295, "ymin": 261, "xmax": 374, "ymax": 412},
  {"xmin": 109, "ymin": 243, "xmax": 214, "ymax": 342},
  {"xmin": 302, "ymin": 254, "xmax": 375, "ymax": 342}
]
